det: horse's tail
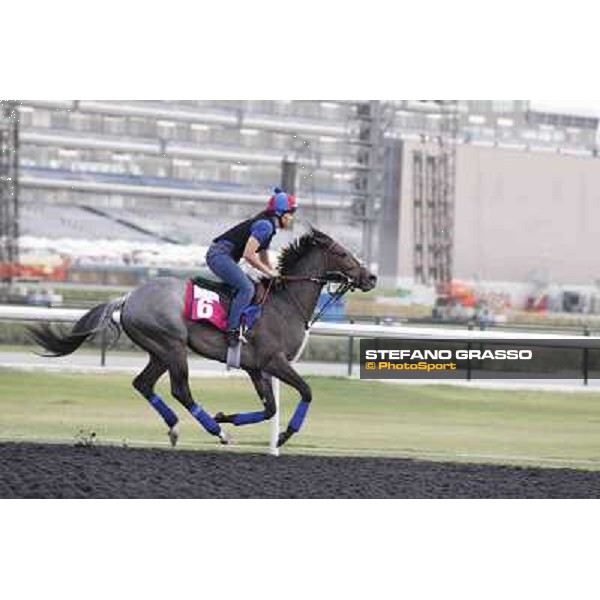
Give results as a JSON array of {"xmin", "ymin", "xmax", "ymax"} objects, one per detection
[{"xmin": 27, "ymin": 296, "xmax": 127, "ymax": 357}]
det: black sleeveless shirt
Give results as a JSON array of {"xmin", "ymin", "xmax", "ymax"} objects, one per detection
[{"xmin": 213, "ymin": 211, "xmax": 277, "ymax": 262}]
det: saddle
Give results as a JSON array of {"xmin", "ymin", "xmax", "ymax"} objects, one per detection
[
  {"xmin": 191, "ymin": 269, "xmax": 269, "ymax": 305},
  {"xmin": 184, "ymin": 269, "xmax": 269, "ymax": 332}
]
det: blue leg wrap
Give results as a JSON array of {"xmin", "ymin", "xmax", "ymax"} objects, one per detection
[
  {"xmin": 149, "ymin": 393, "xmax": 178, "ymax": 429},
  {"xmin": 289, "ymin": 400, "xmax": 310, "ymax": 432},
  {"xmin": 190, "ymin": 404, "xmax": 221, "ymax": 435},
  {"xmin": 231, "ymin": 411, "xmax": 266, "ymax": 426}
]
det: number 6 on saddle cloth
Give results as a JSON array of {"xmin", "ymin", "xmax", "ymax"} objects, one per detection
[{"xmin": 183, "ymin": 273, "xmax": 264, "ymax": 332}]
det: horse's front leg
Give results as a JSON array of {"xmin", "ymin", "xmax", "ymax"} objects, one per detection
[
  {"xmin": 214, "ymin": 369, "xmax": 276, "ymax": 426},
  {"xmin": 263, "ymin": 353, "xmax": 312, "ymax": 448}
]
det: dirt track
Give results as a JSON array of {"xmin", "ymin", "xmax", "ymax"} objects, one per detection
[{"xmin": 1, "ymin": 442, "xmax": 600, "ymax": 498}]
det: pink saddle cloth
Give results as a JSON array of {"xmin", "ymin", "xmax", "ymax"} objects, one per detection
[{"xmin": 183, "ymin": 280, "xmax": 228, "ymax": 331}]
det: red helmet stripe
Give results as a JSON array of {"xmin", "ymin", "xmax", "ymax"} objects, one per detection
[{"xmin": 266, "ymin": 192, "xmax": 296, "ymax": 213}]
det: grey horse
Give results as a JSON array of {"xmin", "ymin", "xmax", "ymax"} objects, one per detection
[{"xmin": 28, "ymin": 229, "xmax": 377, "ymax": 448}]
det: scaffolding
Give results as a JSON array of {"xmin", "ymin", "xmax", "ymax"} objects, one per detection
[
  {"xmin": 412, "ymin": 101, "xmax": 458, "ymax": 286},
  {"xmin": 0, "ymin": 101, "xmax": 20, "ymax": 283},
  {"xmin": 349, "ymin": 101, "xmax": 395, "ymax": 266}
]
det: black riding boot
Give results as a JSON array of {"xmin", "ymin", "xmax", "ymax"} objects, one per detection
[{"xmin": 226, "ymin": 328, "xmax": 241, "ymax": 347}]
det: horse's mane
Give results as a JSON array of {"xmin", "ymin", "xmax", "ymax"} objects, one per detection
[
  {"xmin": 257, "ymin": 228, "xmax": 331, "ymax": 284},
  {"xmin": 277, "ymin": 228, "xmax": 332, "ymax": 275},
  {"xmin": 278, "ymin": 233, "xmax": 313, "ymax": 274}
]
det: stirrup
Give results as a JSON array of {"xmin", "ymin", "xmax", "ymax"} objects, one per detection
[
  {"xmin": 226, "ymin": 327, "xmax": 246, "ymax": 370},
  {"xmin": 227, "ymin": 328, "xmax": 247, "ymax": 346},
  {"xmin": 226, "ymin": 344, "xmax": 241, "ymax": 369}
]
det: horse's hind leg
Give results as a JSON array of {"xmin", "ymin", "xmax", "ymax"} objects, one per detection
[
  {"xmin": 132, "ymin": 354, "xmax": 179, "ymax": 447},
  {"xmin": 126, "ymin": 324, "xmax": 227, "ymax": 445},
  {"xmin": 167, "ymin": 344, "xmax": 230, "ymax": 444},
  {"xmin": 215, "ymin": 369, "xmax": 276, "ymax": 426}
]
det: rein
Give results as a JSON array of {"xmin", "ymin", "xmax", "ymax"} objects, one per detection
[{"xmin": 266, "ymin": 240, "xmax": 357, "ymax": 330}]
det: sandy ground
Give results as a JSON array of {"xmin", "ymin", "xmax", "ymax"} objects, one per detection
[{"xmin": 2, "ymin": 442, "xmax": 600, "ymax": 498}]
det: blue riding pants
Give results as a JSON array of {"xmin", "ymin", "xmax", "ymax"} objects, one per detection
[{"xmin": 206, "ymin": 241, "xmax": 254, "ymax": 330}]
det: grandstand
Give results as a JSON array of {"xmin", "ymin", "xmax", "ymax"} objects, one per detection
[
  {"xmin": 6, "ymin": 100, "xmax": 600, "ymax": 288},
  {"xmin": 12, "ymin": 100, "xmax": 388, "ymax": 273},
  {"xmin": 20, "ymin": 202, "xmax": 157, "ymax": 242}
]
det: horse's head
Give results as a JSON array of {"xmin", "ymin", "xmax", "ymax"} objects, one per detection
[{"xmin": 311, "ymin": 229, "xmax": 377, "ymax": 292}]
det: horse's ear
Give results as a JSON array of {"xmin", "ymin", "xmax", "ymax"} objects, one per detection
[{"xmin": 310, "ymin": 227, "xmax": 331, "ymax": 245}]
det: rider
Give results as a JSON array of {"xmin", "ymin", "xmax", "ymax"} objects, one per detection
[{"xmin": 206, "ymin": 187, "xmax": 296, "ymax": 346}]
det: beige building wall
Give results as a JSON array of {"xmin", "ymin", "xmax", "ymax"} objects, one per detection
[{"xmin": 395, "ymin": 142, "xmax": 600, "ymax": 285}]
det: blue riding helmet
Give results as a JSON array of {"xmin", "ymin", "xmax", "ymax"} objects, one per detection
[{"xmin": 266, "ymin": 188, "xmax": 296, "ymax": 217}]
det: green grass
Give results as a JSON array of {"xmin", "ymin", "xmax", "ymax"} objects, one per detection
[{"xmin": 1, "ymin": 367, "xmax": 600, "ymax": 469}]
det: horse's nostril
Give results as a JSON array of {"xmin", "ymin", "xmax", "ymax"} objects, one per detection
[{"xmin": 368, "ymin": 274, "xmax": 377, "ymax": 285}]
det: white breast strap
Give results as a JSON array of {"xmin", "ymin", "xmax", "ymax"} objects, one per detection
[{"xmin": 292, "ymin": 329, "xmax": 311, "ymax": 362}]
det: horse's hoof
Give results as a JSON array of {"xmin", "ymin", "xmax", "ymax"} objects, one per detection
[
  {"xmin": 168, "ymin": 427, "xmax": 179, "ymax": 448},
  {"xmin": 277, "ymin": 429, "xmax": 294, "ymax": 448},
  {"xmin": 218, "ymin": 429, "xmax": 233, "ymax": 445}
]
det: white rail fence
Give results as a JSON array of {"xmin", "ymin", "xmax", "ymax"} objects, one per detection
[
  {"xmin": 2, "ymin": 304, "xmax": 600, "ymax": 455},
  {"xmin": 4, "ymin": 304, "xmax": 600, "ymax": 340}
]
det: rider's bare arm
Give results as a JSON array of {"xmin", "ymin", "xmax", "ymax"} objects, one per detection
[
  {"xmin": 259, "ymin": 249, "xmax": 272, "ymax": 268},
  {"xmin": 243, "ymin": 237, "xmax": 278, "ymax": 277}
]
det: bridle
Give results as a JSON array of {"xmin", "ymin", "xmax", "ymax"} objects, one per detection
[{"xmin": 264, "ymin": 239, "xmax": 361, "ymax": 330}]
